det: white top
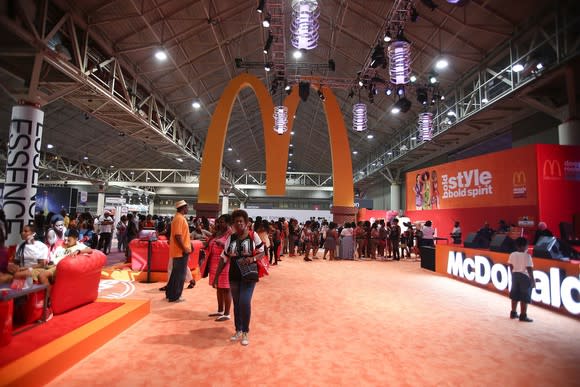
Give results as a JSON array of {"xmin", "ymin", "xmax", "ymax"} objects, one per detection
[
  {"xmin": 98, "ymin": 214, "xmax": 114, "ymax": 233},
  {"xmin": 508, "ymin": 251, "xmax": 533, "ymax": 275},
  {"xmin": 221, "ymin": 232, "xmax": 264, "ymax": 259},
  {"xmin": 451, "ymin": 226, "xmax": 461, "ymax": 235},
  {"xmin": 340, "ymin": 228, "xmax": 354, "ymax": 237},
  {"xmin": 422, "ymin": 226, "xmax": 435, "ymax": 239},
  {"xmin": 18, "ymin": 241, "xmax": 49, "ymax": 267},
  {"xmin": 51, "ymin": 242, "xmax": 89, "ymax": 265}
]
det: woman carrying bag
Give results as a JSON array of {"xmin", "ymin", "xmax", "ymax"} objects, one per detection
[
  {"xmin": 214, "ymin": 210, "xmax": 264, "ymax": 346},
  {"xmin": 206, "ymin": 214, "xmax": 232, "ymax": 321}
]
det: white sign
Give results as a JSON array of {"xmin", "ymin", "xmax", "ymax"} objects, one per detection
[
  {"xmin": 80, "ymin": 191, "xmax": 88, "ymax": 203},
  {"xmin": 447, "ymin": 251, "xmax": 580, "ymax": 315},
  {"xmin": 106, "ymin": 197, "xmax": 126, "ymax": 204}
]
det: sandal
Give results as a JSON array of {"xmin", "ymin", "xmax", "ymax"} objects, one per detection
[
  {"xmin": 187, "ymin": 281, "xmax": 196, "ymax": 289},
  {"xmin": 208, "ymin": 312, "xmax": 223, "ymax": 317},
  {"xmin": 216, "ymin": 315, "xmax": 231, "ymax": 322}
]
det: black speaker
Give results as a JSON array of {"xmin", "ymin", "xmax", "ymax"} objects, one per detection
[
  {"xmin": 463, "ymin": 232, "xmax": 490, "ymax": 249},
  {"xmin": 533, "ymin": 236, "xmax": 563, "ymax": 259},
  {"xmin": 489, "ymin": 234, "xmax": 516, "ymax": 253}
]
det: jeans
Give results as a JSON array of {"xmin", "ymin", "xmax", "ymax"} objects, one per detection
[
  {"xmin": 230, "ymin": 280, "xmax": 256, "ymax": 333},
  {"xmin": 165, "ymin": 252, "xmax": 188, "ymax": 301},
  {"xmin": 98, "ymin": 232, "xmax": 112, "ymax": 254}
]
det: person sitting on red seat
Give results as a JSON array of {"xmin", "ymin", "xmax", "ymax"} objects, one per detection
[{"xmin": 2, "ymin": 224, "xmax": 49, "ymax": 284}]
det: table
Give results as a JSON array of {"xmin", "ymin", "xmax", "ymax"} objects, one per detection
[{"xmin": 0, "ymin": 283, "xmax": 48, "ymax": 337}]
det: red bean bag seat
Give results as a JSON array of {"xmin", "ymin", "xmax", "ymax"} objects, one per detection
[
  {"xmin": 130, "ymin": 239, "xmax": 201, "ymax": 272},
  {"xmin": 51, "ymin": 251, "xmax": 107, "ymax": 315}
]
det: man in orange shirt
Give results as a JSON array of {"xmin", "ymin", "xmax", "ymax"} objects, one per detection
[{"xmin": 166, "ymin": 200, "xmax": 193, "ymax": 302}]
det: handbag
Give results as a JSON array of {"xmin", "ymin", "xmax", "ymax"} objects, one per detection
[{"xmin": 236, "ymin": 258, "xmax": 259, "ymax": 282}]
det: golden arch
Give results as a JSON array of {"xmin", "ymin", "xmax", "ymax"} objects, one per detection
[{"xmin": 197, "ymin": 73, "xmax": 354, "ymax": 211}]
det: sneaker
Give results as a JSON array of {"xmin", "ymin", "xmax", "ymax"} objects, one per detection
[
  {"xmin": 230, "ymin": 331, "xmax": 243, "ymax": 341},
  {"xmin": 216, "ymin": 314, "xmax": 230, "ymax": 322},
  {"xmin": 519, "ymin": 315, "xmax": 533, "ymax": 322},
  {"xmin": 187, "ymin": 280, "xmax": 195, "ymax": 289},
  {"xmin": 241, "ymin": 332, "xmax": 249, "ymax": 346},
  {"xmin": 510, "ymin": 311, "xmax": 519, "ymax": 319}
]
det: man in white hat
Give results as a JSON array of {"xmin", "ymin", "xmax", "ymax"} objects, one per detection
[
  {"xmin": 97, "ymin": 209, "xmax": 114, "ymax": 254},
  {"xmin": 166, "ymin": 200, "xmax": 194, "ymax": 302}
]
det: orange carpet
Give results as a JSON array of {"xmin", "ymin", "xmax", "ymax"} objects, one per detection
[{"xmin": 49, "ymin": 255, "xmax": 579, "ymax": 386}]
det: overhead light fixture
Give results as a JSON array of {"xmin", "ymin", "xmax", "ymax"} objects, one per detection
[
  {"xmin": 429, "ymin": 74, "xmax": 438, "ymax": 84},
  {"xmin": 273, "ymin": 106, "xmax": 289, "ymax": 135},
  {"xmin": 447, "ymin": 111, "xmax": 456, "ymax": 117},
  {"xmin": 366, "ymin": 134, "xmax": 374, "ymax": 139},
  {"xmin": 289, "ymin": 152, "xmax": 293, "ymax": 156},
  {"xmin": 192, "ymin": 101, "xmax": 201, "ymax": 109},
  {"xmin": 482, "ymin": 97, "xmax": 489, "ymax": 104},
  {"xmin": 257, "ymin": 0, "xmax": 265, "ymax": 13},
  {"xmin": 291, "ymin": 131, "xmax": 295, "ymax": 135},
  {"xmin": 536, "ymin": 62, "xmax": 544, "ymax": 70},
  {"xmin": 435, "ymin": 58, "xmax": 448, "ymax": 69},
  {"xmin": 388, "ymin": 39, "xmax": 411, "ymax": 85},
  {"xmin": 370, "ymin": 44, "xmax": 386, "ymax": 68},
  {"xmin": 352, "ymin": 150, "xmax": 358, "ymax": 155},
  {"xmin": 418, "ymin": 112, "xmax": 434, "ymax": 141},
  {"xmin": 410, "ymin": 75, "xmax": 417, "ymax": 83},
  {"xmin": 176, "ymin": 157, "xmax": 183, "ymax": 162},
  {"xmin": 392, "ymin": 97, "xmax": 412, "ymax": 114},
  {"xmin": 293, "ymin": 50, "xmax": 303, "ymax": 59},
  {"xmin": 262, "ymin": 13, "xmax": 271, "ymax": 28},
  {"xmin": 512, "ymin": 63, "xmax": 524, "ymax": 72},
  {"xmin": 236, "ymin": 159, "xmax": 241, "ymax": 163},
  {"xmin": 244, "ymin": 168, "xmax": 248, "ymax": 171},
  {"xmin": 47, "ymin": 144, "xmax": 54, "ymax": 149},
  {"xmin": 397, "ymin": 86, "xmax": 405, "ymax": 96},
  {"xmin": 83, "ymin": 156, "xmax": 89, "ymax": 160},
  {"xmin": 110, "ymin": 165, "xmax": 115, "ymax": 168},
  {"xmin": 264, "ymin": 62, "xmax": 272, "ymax": 71},
  {"xmin": 352, "ymin": 103, "xmax": 368, "ymax": 132},
  {"xmin": 290, "ymin": 143, "xmax": 294, "ymax": 147},
  {"xmin": 385, "ymin": 88, "xmax": 393, "ymax": 96},
  {"xmin": 383, "ymin": 31, "xmax": 392, "ymax": 42},
  {"xmin": 416, "ymin": 88, "xmax": 428, "ymax": 105},
  {"xmin": 155, "ymin": 50, "xmax": 167, "ymax": 61},
  {"xmin": 263, "ymin": 33, "xmax": 274, "ymax": 54},
  {"xmin": 387, "ymin": 151, "xmax": 393, "ymax": 155},
  {"xmin": 358, "ymin": 79, "xmax": 364, "ymax": 87},
  {"xmin": 291, "ymin": 0, "xmax": 320, "ymax": 50},
  {"xmin": 285, "ymin": 83, "xmax": 292, "ymax": 91},
  {"xmin": 411, "ymin": 136, "xmax": 417, "ymax": 140}
]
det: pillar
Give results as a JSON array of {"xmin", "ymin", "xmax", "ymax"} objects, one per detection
[
  {"xmin": 331, "ymin": 206, "xmax": 357, "ymax": 225},
  {"xmin": 558, "ymin": 120, "xmax": 580, "ymax": 145},
  {"xmin": 148, "ymin": 200, "xmax": 155, "ymax": 215},
  {"xmin": 2, "ymin": 103, "xmax": 43, "ymax": 246},
  {"xmin": 221, "ymin": 195, "xmax": 229, "ymax": 215},
  {"xmin": 194, "ymin": 203, "xmax": 220, "ymax": 219},
  {"xmin": 97, "ymin": 192, "xmax": 105, "ymax": 216},
  {"xmin": 390, "ymin": 183, "xmax": 401, "ymax": 211}
]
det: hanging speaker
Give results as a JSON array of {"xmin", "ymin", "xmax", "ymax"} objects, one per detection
[{"xmin": 299, "ymin": 82, "xmax": 310, "ymax": 102}]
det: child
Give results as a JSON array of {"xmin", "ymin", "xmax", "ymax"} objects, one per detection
[{"xmin": 507, "ymin": 237, "xmax": 535, "ymax": 322}]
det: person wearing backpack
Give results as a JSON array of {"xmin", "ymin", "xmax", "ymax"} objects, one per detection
[{"xmin": 214, "ymin": 210, "xmax": 264, "ymax": 346}]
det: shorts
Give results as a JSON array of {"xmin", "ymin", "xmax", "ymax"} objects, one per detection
[{"xmin": 510, "ymin": 272, "xmax": 532, "ymax": 303}]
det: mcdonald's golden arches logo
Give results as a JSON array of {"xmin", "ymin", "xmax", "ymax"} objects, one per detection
[
  {"xmin": 543, "ymin": 159, "xmax": 562, "ymax": 179},
  {"xmin": 512, "ymin": 171, "xmax": 526, "ymax": 186},
  {"xmin": 512, "ymin": 170, "xmax": 527, "ymax": 198}
]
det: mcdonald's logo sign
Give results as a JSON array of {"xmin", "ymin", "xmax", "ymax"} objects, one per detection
[
  {"xmin": 512, "ymin": 171, "xmax": 527, "ymax": 198},
  {"xmin": 543, "ymin": 159, "xmax": 562, "ymax": 180},
  {"xmin": 195, "ymin": 73, "xmax": 355, "ymax": 217}
]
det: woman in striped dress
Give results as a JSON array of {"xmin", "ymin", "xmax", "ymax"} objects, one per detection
[{"xmin": 208, "ymin": 214, "xmax": 232, "ymax": 321}]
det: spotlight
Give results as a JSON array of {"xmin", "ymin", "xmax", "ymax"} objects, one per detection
[
  {"xmin": 298, "ymin": 81, "xmax": 310, "ymax": 102},
  {"xmin": 396, "ymin": 86, "xmax": 405, "ymax": 96},
  {"xmin": 352, "ymin": 150, "xmax": 358, "ymax": 155},
  {"xmin": 262, "ymin": 13, "xmax": 271, "ymax": 28},
  {"xmin": 383, "ymin": 31, "xmax": 392, "ymax": 42},
  {"xmin": 512, "ymin": 63, "xmax": 524, "ymax": 72},
  {"xmin": 367, "ymin": 134, "xmax": 374, "ymax": 139},
  {"xmin": 370, "ymin": 44, "xmax": 386, "ymax": 68},
  {"xmin": 155, "ymin": 50, "xmax": 167, "ymax": 61},
  {"xmin": 410, "ymin": 7, "xmax": 419, "ymax": 22},
  {"xmin": 227, "ymin": 146, "xmax": 233, "ymax": 151},
  {"xmin": 429, "ymin": 74, "xmax": 438, "ymax": 84},
  {"xmin": 416, "ymin": 88, "xmax": 428, "ymax": 105},
  {"xmin": 385, "ymin": 87, "xmax": 393, "ymax": 96},
  {"xmin": 358, "ymin": 79, "xmax": 364, "ymax": 87},
  {"xmin": 257, "ymin": 0, "xmax": 265, "ymax": 13},
  {"xmin": 263, "ymin": 33, "xmax": 274, "ymax": 54},
  {"xmin": 192, "ymin": 101, "xmax": 201, "ymax": 109},
  {"xmin": 264, "ymin": 62, "xmax": 272, "ymax": 71},
  {"xmin": 482, "ymin": 97, "xmax": 488, "ymax": 104},
  {"xmin": 435, "ymin": 58, "xmax": 448, "ymax": 69},
  {"xmin": 293, "ymin": 50, "xmax": 303, "ymax": 59},
  {"xmin": 318, "ymin": 89, "xmax": 326, "ymax": 101},
  {"xmin": 47, "ymin": 143, "xmax": 54, "ymax": 149},
  {"xmin": 410, "ymin": 75, "xmax": 417, "ymax": 82},
  {"xmin": 393, "ymin": 97, "xmax": 412, "ymax": 113}
]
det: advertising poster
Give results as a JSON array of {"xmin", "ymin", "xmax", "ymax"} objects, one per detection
[
  {"xmin": 406, "ymin": 146, "xmax": 538, "ymax": 211},
  {"xmin": 35, "ymin": 187, "xmax": 75, "ymax": 215}
]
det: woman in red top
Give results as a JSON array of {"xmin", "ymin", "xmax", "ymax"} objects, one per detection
[{"xmin": 207, "ymin": 214, "xmax": 232, "ymax": 321}]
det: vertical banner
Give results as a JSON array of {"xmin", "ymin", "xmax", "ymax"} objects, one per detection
[
  {"xmin": 80, "ymin": 191, "xmax": 88, "ymax": 205},
  {"xmin": 2, "ymin": 105, "xmax": 44, "ymax": 246}
]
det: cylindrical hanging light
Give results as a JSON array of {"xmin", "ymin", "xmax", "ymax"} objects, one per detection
[
  {"xmin": 388, "ymin": 40, "xmax": 411, "ymax": 85},
  {"xmin": 418, "ymin": 112, "xmax": 433, "ymax": 141},
  {"xmin": 353, "ymin": 103, "xmax": 368, "ymax": 132},
  {"xmin": 273, "ymin": 105, "xmax": 289, "ymax": 135},
  {"xmin": 291, "ymin": 0, "xmax": 320, "ymax": 50}
]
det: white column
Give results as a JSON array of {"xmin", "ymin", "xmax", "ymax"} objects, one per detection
[
  {"xmin": 221, "ymin": 195, "xmax": 230, "ymax": 214},
  {"xmin": 97, "ymin": 192, "xmax": 105, "ymax": 215},
  {"xmin": 558, "ymin": 120, "xmax": 580, "ymax": 145},
  {"xmin": 390, "ymin": 183, "xmax": 401, "ymax": 211},
  {"xmin": 148, "ymin": 200, "xmax": 155, "ymax": 214},
  {"xmin": 240, "ymin": 201, "xmax": 245, "ymax": 209},
  {"xmin": 2, "ymin": 104, "xmax": 44, "ymax": 246}
]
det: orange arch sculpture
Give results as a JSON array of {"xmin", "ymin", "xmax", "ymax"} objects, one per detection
[{"xmin": 196, "ymin": 73, "xmax": 354, "ymax": 217}]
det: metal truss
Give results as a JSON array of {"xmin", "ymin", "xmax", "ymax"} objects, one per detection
[
  {"xmin": 354, "ymin": 6, "xmax": 580, "ymax": 183},
  {"xmin": 265, "ymin": 0, "xmax": 287, "ymax": 80},
  {"xmin": 0, "ymin": 2, "xmax": 236, "ymax": 188},
  {"xmin": 233, "ymin": 171, "xmax": 333, "ymax": 191}
]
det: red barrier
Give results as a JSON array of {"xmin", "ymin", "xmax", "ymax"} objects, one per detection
[{"xmin": 130, "ymin": 239, "xmax": 202, "ymax": 272}]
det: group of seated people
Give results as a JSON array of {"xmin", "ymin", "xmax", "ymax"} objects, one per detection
[{"xmin": 0, "ymin": 223, "xmax": 93, "ymax": 321}]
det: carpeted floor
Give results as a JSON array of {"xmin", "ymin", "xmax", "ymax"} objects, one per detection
[{"xmin": 49, "ymin": 254, "xmax": 579, "ymax": 386}]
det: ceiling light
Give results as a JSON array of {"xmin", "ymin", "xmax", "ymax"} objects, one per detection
[
  {"xmin": 440, "ymin": 95, "xmax": 445, "ymax": 100},
  {"xmin": 264, "ymin": 63, "xmax": 272, "ymax": 71},
  {"xmin": 536, "ymin": 62, "xmax": 544, "ymax": 70},
  {"xmin": 411, "ymin": 136, "xmax": 417, "ymax": 140},
  {"xmin": 293, "ymin": 50, "xmax": 303, "ymax": 59},
  {"xmin": 352, "ymin": 103, "xmax": 367, "ymax": 132},
  {"xmin": 392, "ymin": 97, "xmax": 412, "ymax": 114},
  {"xmin": 435, "ymin": 58, "xmax": 448, "ymax": 69},
  {"xmin": 383, "ymin": 31, "xmax": 392, "ymax": 42},
  {"xmin": 273, "ymin": 106, "xmax": 289, "ymax": 135},
  {"xmin": 285, "ymin": 83, "xmax": 292, "ymax": 91},
  {"xmin": 227, "ymin": 147, "xmax": 233, "ymax": 151},
  {"xmin": 291, "ymin": 0, "xmax": 320, "ymax": 50},
  {"xmin": 47, "ymin": 144, "xmax": 54, "ymax": 149},
  {"xmin": 155, "ymin": 50, "xmax": 167, "ymax": 61},
  {"xmin": 387, "ymin": 151, "xmax": 393, "ymax": 155},
  {"xmin": 391, "ymin": 106, "xmax": 401, "ymax": 114},
  {"xmin": 388, "ymin": 40, "xmax": 411, "ymax": 85},
  {"xmin": 110, "ymin": 165, "xmax": 114, "ymax": 168},
  {"xmin": 352, "ymin": 150, "xmax": 358, "ymax": 155},
  {"xmin": 289, "ymin": 153, "xmax": 293, "ymax": 156},
  {"xmin": 257, "ymin": 0, "xmax": 265, "ymax": 13},
  {"xmin": 447, "ymin": 111, "xmax": 456, "ymax": 117},
  {"xmin": 385, "ymin": 88, "xmax": 393, "ymax": 96},
  {"xmin": 366, "ymin": 134, "xmax": 374, "ymax": 139},
  {"xmin": 244, "ymin": 168, "xmax": 248, "ymax": 171},
  {"xmin": 482, "ymin": 97, "xmax": 489, "ymax": 104},
  {"xmin": 192, "ymin": 101, "xmax": 201, "ymax": 109},
  {"xmin": 83, "ymin": 156, "xmax": 88, "ymax": 160},
  {"xmin": 291, "ymin": 131, "xmax": 295, "ymax": 135},
  {"xmin": 236, "ymin": 159, "xmax": 241, "ymax": 163},
  {"xmin": 418, "ymin": 112, "xmax": 434, "ymax": 141},
  {"xmin": 289, "ymin": 160, "xmax": 292, "ymax": 164},
  {"xmin": 512, "ymin": 63, "xmax": 524, "ymax": 72},
  {"xmin": 429, "ymin": 75, "xmax": 437, "ymax": 84},
  {"xmin": 262, "ymin": 14, "xmax": 271, "ymax": 28},
  {"xmin": 290, "ymin": 143, "xmax": 294, "ymax": 147},
  {"xmin": 416, "ymin": 88, "xmax": 428, "ymax": 105},
  {"xmin": 358, "ymin": 79, "xmax": 364, "ymax": 87},
  {"xmin": 176, "ymin": 157, "xmax": 183, "ymax": 162},
  {"xmin": 397, "ymin": 86, "xmax": 405, "ymax": 96}
]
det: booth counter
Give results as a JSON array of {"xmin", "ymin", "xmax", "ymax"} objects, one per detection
[{"xmin": 434, "ymin": 244, "xmax": 580, "ymax": 319}]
